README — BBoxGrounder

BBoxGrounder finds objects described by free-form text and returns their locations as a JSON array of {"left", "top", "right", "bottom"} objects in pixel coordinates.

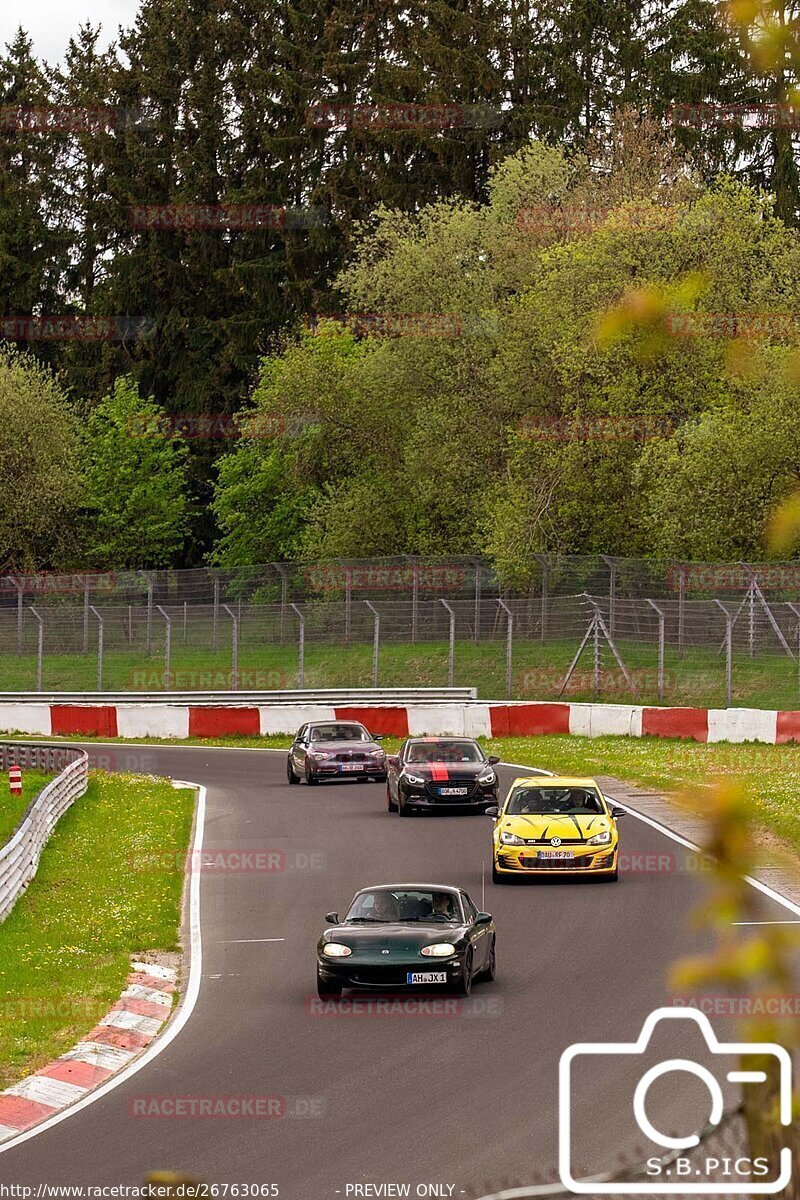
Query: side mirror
[
  {"left": 611, "top": 806, "right": 626, "bottom": 818},
  {"left": 487, "top": 755, "right": 500, "bottom": 765},
  {"left": 325, "top": 911, "right": 339, "bottom": 924},
  {"left": 475, "top": 912, "right": 492, "bottom": 925},
  {"left": 372, "top": 733, "right": 385, "bottom": 741},
  {"left": 386, "top": 754, "right": 400, "bottom": 767},
  {"left": 485, "top": 805, "right": 499, "bottom": 818}
]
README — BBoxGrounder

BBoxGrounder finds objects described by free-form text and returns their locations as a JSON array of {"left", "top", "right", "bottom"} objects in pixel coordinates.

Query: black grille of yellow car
[{"left": 519, "top": 855, "right": 597, "bottom": 869}]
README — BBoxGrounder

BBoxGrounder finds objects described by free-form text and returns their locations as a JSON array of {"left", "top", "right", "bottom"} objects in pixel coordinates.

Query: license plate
[
  {"left": 407, "top": 971, "right": 447, "bottom": 985},
  {"left": 439, "top": 787, "right": 468, "bottom": 796},
  {"left": 340, "top": 763, "right": 362, "bottom": 771},
  {"left": 539, "top": 850, "right": 574, "bottom": 860}
]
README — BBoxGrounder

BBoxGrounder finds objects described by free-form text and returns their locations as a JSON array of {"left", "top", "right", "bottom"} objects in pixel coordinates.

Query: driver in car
[
  {"left": 430, "top": 893, "right": 457, "bottom": 921},
  {"left": 372, "top": 892, "right": 400, "bottom": 921}
]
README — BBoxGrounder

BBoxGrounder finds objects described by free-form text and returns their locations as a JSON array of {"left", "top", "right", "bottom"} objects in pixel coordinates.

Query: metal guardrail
[
  {"left": 0, "top": 688, "right": 478, "bottom": 705},
  {"left": 0, "top": 742, "right": 88, "bottom": 923}
]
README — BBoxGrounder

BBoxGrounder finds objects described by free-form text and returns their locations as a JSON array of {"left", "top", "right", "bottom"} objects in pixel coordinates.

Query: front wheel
[
  {"left": 454, "top": 951, "right": 473, "bottom": 997},
  {"left": 387, "top": 786, "right": 397, "bottom": 813},
  {"left": 287, "top": 757, "right": 299, "bottom": 785},
  {"left": 305, "top": 766, "right": 319, "bottom": 786},
  {"left": 492, "top": 862, "right": 508, "bottom": 884},
  {"left": 316, "top": 973, "right": 342, "bottom": 999},
  {"left": 399, "top": 795, "right": 412, "bottom": 817},
  {"left": 479, "top": 938, "right": 496, "bottom": 982}
]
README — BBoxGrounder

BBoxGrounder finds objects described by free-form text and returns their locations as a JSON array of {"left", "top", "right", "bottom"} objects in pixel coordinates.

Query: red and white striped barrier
[{"left": 0, "top": 699, "right": 796, "bottom": 744}]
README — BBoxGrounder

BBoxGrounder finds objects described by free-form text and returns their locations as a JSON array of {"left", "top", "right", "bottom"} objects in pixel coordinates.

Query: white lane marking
[
  {"left": 732, "top": 920, "right": 800, "bottom": 925},
  {"left": 498, "top": 759, "right": 800, "bottom": 921},
  {"left": 0, "top": 779, "right": 206, "bottom": 1156}
]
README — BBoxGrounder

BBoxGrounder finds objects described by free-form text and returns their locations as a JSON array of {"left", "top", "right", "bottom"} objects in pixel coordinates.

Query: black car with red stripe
[{"left": 386, "top": 737, "right": 500, "bottom": 816}]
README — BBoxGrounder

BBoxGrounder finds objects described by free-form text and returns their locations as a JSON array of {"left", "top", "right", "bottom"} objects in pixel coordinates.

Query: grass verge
[
  {"left": 0, "top": 771, "right": 54, "bottom": 846},
  {"left": 0, "top": 772, "right": 195, "bottom": 1089}
]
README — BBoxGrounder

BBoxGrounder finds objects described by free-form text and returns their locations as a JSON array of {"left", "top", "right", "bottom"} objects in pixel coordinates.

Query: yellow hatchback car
[{"left": 488, "top": 776, "right": 624, "bottom": 883}]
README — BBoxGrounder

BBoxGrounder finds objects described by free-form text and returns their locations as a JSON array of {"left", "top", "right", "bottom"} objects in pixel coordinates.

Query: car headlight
[
  {"left": 587, "top": 830, "right": 612, "bottom": 846},
  {"left": 421, "top": 943, "right": 456, "bottom": 957},
  {"left": 370, "top": 749, "right": 386, "bottom": 758},
  {"left": 322, "top": 943, "right": 352, "bottom": 957},
  {"left": 313, "top": 750, "right": 334, "bottom": 760},
  {"left": 478, "top": 768, "right": 496, "bottom": 785},
  {"left": 404, "top": 772, "right": 425, "bottom": 785},
  {"left": 500, "top": 830, "right": 525, "bottom": 846}
]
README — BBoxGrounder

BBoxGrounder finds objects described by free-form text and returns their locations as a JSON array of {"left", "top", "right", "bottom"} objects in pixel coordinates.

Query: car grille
[
  {"left": 518, "top": 855, "right": 597, "bottom": 870},
  {"left": 423, "top": 778, "right": 478, "bottom": 800},
  {"left": 334, "top": 752, "right": 368, "bottom": 762}
]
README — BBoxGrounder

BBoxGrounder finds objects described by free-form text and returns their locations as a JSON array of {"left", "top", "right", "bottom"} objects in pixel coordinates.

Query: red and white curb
[
  {"left": 0, "top": 961, "right": 178, "bottom": 1141},
  {"left": 2, "top": 699, "right": 799, "bottom": 745}
]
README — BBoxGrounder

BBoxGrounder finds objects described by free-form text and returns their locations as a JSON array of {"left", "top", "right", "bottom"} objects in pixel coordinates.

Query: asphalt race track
[{"left": 0, "top": 746, "right": 793, "bottom": 1197}]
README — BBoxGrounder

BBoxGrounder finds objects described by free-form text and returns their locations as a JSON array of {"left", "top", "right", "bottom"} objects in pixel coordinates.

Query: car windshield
[
  {"left": 506, "top": 786, "right": 605, "bottom": 816},
  {"left": 405, "top": 741, "right": 483, "bottom": 764},
  {"left": 345, "top": 890, "right": 462, "bottom": 923},
  {"left": 309, "top": 724, "right": 370, "bottom": 743}
]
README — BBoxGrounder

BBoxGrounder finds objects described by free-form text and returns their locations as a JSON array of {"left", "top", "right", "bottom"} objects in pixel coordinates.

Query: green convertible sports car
[{"left": 316, "top": 882, "right": 496, "bottom": 998}]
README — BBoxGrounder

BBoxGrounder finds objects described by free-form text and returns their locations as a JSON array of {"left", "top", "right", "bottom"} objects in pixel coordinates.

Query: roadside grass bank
[
  {"left": 0, "top": 771, "right": 54, "bottom": 846},
  {"left": 2, "top": 636, "right": 799, "bottom": 709},
  {"left": 0, "top": 772, "right": 195, "bottom": 1090}
]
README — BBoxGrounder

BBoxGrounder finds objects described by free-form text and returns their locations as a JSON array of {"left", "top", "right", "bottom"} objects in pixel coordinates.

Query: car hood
[
  {"left": 498, "top": 813, "right": 613, "bottom": 841},
  {"left": 319, "top": 922, "right": 467, "bottom": 954},
  {"left": 402, "top": 761, "right": 487, "bottom": 779},
  {"left": 310, "top": 740, "right": 383, "bottom": 753}
]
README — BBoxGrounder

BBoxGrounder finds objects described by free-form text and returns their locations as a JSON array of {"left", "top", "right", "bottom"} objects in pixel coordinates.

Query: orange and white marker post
[{"left": 9, "top": 765, "right": 22, "bottom": 796}]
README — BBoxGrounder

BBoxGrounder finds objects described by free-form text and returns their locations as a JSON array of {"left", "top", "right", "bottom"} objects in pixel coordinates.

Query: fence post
[
  {"left": 277, "top": 565, "right": 288, "bottom": 645},
  {"left": 496, "top": 599, "right": 514, "bottom": 699},
  {"left": 537, "top": 555, "right": 549, "bottom": 644},
  {"left": 291, "top": 603, "right": 305, "bottom": 689},
  {"left": 646, "top": 598, "right": 666, "bottom": 701},
  {"left": 223, "top": 604, "right": 238, "bottom": 690},
  {"left": 83, "top": 577, "right": 90, "bottom": 653},
  {"left": 345, "top": 568, "right": 352, "bottom": 645},
  {"left": 411, "top": 561, "right": 419, "bottom": 644},
  {"left": 365, "top": 601, "right": 380, "bottom": 687},
  {"left": 17, "top": 583, "right": 23, "bottom": 656},
  {"left": 90, "top": 606, "right": 104, "bottom": 691},
  {"left": 212, "top": 577, "right": 220, "bottom": 653},
  {"left": 787, "top": 603, "right": 800, "bottom": 699},
  {"left": 29, "top": 607, "right": 43, "bottom": 691},
  {"left": 714, "top": 599, "right": 732, "bottom": 708},
  {"left": 602, "top": 554, "right": 616, "bottom": 636},
  {"left": 157, "top": 606, "right": 172, "bottom": 688},
  {"left": 183, "top": 601, "right": 187, "bottom": 645},
  {"left": 145, "top": 575, "right": 154, "bottom": 655},
  {"left": 473, "top": 561, "right": 481, "bottom": 643},
  {"left": 439, "top": 599, "right": 456, "bottom": 688},
  {"left": 678, "top": 565, "right": 686, "bottom": 655}
]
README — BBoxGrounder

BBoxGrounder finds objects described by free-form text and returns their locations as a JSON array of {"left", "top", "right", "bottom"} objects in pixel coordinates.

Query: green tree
[
  {"left": 81, "top": 375, "right": 189, "bottom": 567},
  {"left": 0, "top": 346, "right": 82, "bottom": 568}
]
